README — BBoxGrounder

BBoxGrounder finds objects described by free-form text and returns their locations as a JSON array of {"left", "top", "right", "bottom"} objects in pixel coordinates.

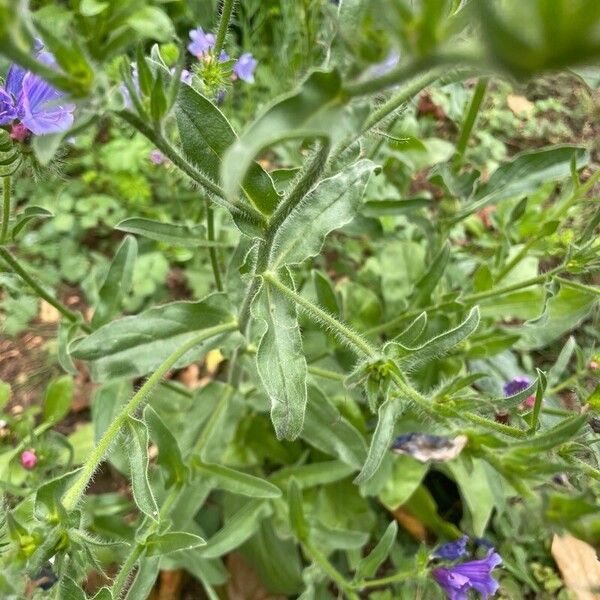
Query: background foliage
[{"left": 0, "top": 0, "right": 599, "bottom": 598}]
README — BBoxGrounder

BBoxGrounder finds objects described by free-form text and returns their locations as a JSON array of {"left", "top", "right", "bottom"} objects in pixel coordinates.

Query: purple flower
[
  {"left": 180, "top": 69, "right": 193, "bottom": 85},
  {"left": 433, "top": 536, "right": 469, "bottom": 560},
  {"left": 233, "top": 52, "right": 257, "bottom": 83},
  {"left": 149, "top": 149, "right": 165, "bottom": 165},
  {"left": 188, "top": 27, "right": 215, "bottom": 57},
  {"left": 503, "top": 376, "right": 530, "bottom": 397},
  {"left": 432, "top": 549, "right": 502, "bottom": 600},
  {"left": 0, "top": 48, "right": 74, "bottom": 136},
  {"left": 219, "top": 50, "right": 230, "bottom": 62}
]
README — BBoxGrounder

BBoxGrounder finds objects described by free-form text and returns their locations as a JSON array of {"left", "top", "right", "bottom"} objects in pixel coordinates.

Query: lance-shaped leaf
[
  {"left": 302, "top": 385, "right": 367, "bottom": 469},
  {"left": 116, "top": 218, "right": 221, "bottom": 248},
  {"left": 176, "top": 83, "right": 279, "bottom": 215},
  {"left": 270, "top": 460, "right": 355, "bottom": 489},
  {"left": 251, "top": 270, "right": 308, "bottom": 440},
  {"left": 456, "top": 145, "right": 587, "bottom": 221},
  {"left": 354, "top": 521, "right": 397, "bottom": 580},
  {"left": 70, "top": 294, "right": 237, "bottom": 381},
  {"left": 355, "top": 397, "right": 397, "bottom": 485},
  {"left": 221, "top": 70, "right": 358, "bottom": 202},
  {"left": 386, "top": 307, "right": 480, "bottom": 370},
  {"left": 11, "top": 206, "right": 53, "bottom": 240},
  {"left": 125, "top": 556, "right": 160, "bottom": 600},
  {"left": 92, "top": 235, "right": 137, "bottom": 329},
  {"left": 270, "top": 159, "right": 375, "bottom": 268},
  {"left": 193, "top": 460, "right": 282, "bottom": 498},
  {"left": 288, "top": 478, "right": 309, "bottom": 542},
  {"left": 144, "top": 531, "right": 206, "bottom": 556},
  {"left": 144, "top": 405, "right": 188, "bottom": 488},
  {"left": 200, "top": 500, "right": 272, "bottom": 558},
  {"left": 127, "top": 416, "right": 159, "bottom": 522},
  {"left": 412, "top": 242, "right": 450, "bottom": 306}
]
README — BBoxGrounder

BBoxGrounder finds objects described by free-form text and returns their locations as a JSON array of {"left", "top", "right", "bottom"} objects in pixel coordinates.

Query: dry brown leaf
[
  {"left": 507, "top": 94, "right": 534, "bottom": 118},
  {"left": 551, "top": 534, "right": 600, "bottom": 600},
  {"left": 391, "top": 506, "right": 428, "bottom": 542}
]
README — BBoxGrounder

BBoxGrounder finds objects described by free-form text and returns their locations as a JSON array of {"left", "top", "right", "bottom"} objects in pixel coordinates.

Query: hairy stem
[
  {"left": 262, "top": 272, "right": 377, "bottom": 357},
  {"left": 1, "top": 175, "right": 10, "bottom": 243},
  {"left": 453, "top": 77, "right": 488, "bottom": 167},
  {"left": 0, "top": 246, "right": 92, "bottom": 333},
  {"left": 117, "top": 111, "right": 266, "bottom": 229},
  {"left": 303, "top": 541, "right": 360, "bottom": 600},
  {"left": 61, "top": 321, "right": 237, "bottom": 511},
  {"left": 214, "top": 0, "right": 236, "bottom": 55}
]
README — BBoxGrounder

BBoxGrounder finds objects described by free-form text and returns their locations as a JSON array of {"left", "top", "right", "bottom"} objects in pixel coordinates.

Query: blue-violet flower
[
  {"left": 233, "top": 52, "right": 257, "bottom": 83},
  {"left": 433, "top": 536, "right": 469, "bottom": 560},
  {"left": 0, "top": 50, "right": 74, "bottom": 136},
  {"left": 432, "top": 549, "right": 502, "bottom": 600}
]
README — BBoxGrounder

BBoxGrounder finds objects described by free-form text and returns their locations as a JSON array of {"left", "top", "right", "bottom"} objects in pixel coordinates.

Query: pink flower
[{"left": 20, "top": 449, "right": 37, "bottom": 469}]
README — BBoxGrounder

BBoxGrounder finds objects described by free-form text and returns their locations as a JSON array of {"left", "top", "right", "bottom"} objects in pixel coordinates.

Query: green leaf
[
  {"left": 58, "top": 320, "right": 79, "bottom": 376},
  {"left": 354, "top": 397, "right": 397, "bottom": 485},
  {"left": 11, "top": 205, "right": 53, "bottom": 240},
  {"left": 70, "top": 294, "right": 236, "bottom": 381},
  {"left": 312, "top": 270, "right": 340, "bottom": 317},
  {"left": 270, "top": 160, "right": 374, "bottom": 268},
  {"left": 302, "top": 385, "right": 367, "bottom": 469},
  {"left": 354, "top": 521, "right": 397, "bottom": 580},
  {"left": 145, "top": 531, "right": 206, "bottom": 556},
  {"left": 124, "top": 556, "right": 160, "bottom": 600},
  {"left": 126, "top": 416, "right": 159, "bottom": 522},
  {"left": 79, "top": 0, "right": 109, "bottom": 17},
  {"left": 176, "top": 83, "right": 279, "bottom": 215},
  {"left": 412, "top": 242, "right": 450, "bottom": 305},
  {"left": 193, "top": 460, "right": 282, "bottom": 498},
  {"left": 388, "top": 307, "right": 480, "bottom": 369},
  {"left": 221, "top": 69, "right": 355, "bottom": 202},
  {"left": 512, "top": 415, "right": 588, "bottom": 452},
  {"left": 377, "top": 454, "right": 428, "bottom": 510},
  {"left": 127, "top": 6, "right": 174, "bottom": 42},
  {"left": 144, "top": 405, "right": 188, "bottom": 488},
  {"left": 393, "top": 312, "right": 427, "bottom": 346},
  {"left": 251, "top": 270, "right": 308, "bottom": 440},
  {"left": 270, "top": 461, "right": 355, "bottom": 489},
  {"left": 59, "top": 576, "right": 87, "bottom": 600},
  {"left": 115, "top": 218, "right": 217, "bottom": 247},
  {"left": 362, "top": 197, "right": 431, "bottom": 217},
  {"left": 458, "top": 146, "right": 588, "bottom": 220},
  {"left": 288, "top": 478, "right": 309, "bottom": 541},
  {"left": 200, "top": 500, "right": 272, "bottom": 558},
  {"left": 92, "top": 235, "right": 137, "bottom": 329},
  {"left": 43, "top": 375, "right": 74, "bottom": 424}
]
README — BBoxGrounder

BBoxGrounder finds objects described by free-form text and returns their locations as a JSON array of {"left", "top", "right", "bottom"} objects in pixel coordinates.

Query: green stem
[
  {"left": 307, "top": 365, "right": 346, "bottom": 382},
  {"left": 495, "top": 235, "right": 540, "bottom": 283},
  {"left": 304, "top": 541, "right": 360, "bottom": 600},
  {"left": 117, "top": 111, "right": 266, "bottom": 230},
  {"left": 479, "top": 448, "right": 536, "bottom": 500},
  {"left": 459, "top": 410, "right": 526, "bottom": 438},
  {"left": 453, "top": 78, "right": 488, "bottom": 167},
  {"left": 547, "top": 370, "right": 586, "bottom": 395},
  {"left": 1, "top": 175, "right": 10, "bottom": 243},
  {"left": 368, "top": 267, "right": 562, "bottom": 336},
  {"left": 111, "top": 545, "right": 144, "bottom": 599},
  {"left": 214, "top": 0, "right": 236, "bottom": 55},
  {"left": 0, "top": 246, "right": 92, "bottom": 333},
  {"left": 205, "top": 199, "right": 223, "bottom": 291},
  {"left": 61, "top": 321, "right": 237, "bottom": 511},
  {"left": 262, "top": 272, "right": 377, "bottom": 358},
  {"left": 555, "top": 276, "right": 600, "bottom": 296},
  {"left": 238, "top": 142, "right": 332, "bottom": 333},
  {"left": 390, "top": 371, "right": 438, "bottom": 419},
  {"left": 357, "top": 569, "right": 415, "bottom": 589}
]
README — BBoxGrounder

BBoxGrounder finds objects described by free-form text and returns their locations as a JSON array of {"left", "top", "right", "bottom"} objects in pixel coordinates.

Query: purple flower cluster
[
  {"left": 431, "top": 537, "right": 502, "bottom": 599},
  {"left": 0, "top": 47, "right": 74, "bottom": 138},
  {"left": 187, "top": 26, "right": 257, "bottom": 83}
]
